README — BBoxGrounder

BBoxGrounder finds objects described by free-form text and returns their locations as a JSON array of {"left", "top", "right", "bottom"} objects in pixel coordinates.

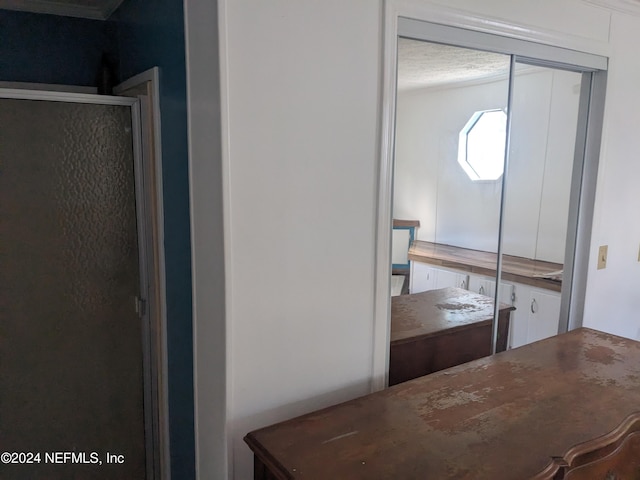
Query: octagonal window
[{"left": 457, "top": 109, "right": 507, "bottom": 181}]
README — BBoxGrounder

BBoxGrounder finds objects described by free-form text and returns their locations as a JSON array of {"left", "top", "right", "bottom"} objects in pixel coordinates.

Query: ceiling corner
[
  {"left": 0, "top": 0, "right": 126, "bottom": 20},
  {"left": 582, "top": 0, "right": 640, "bottom": 16},
  {"left": 101, "top": 0, "right": 124, "bottom": 19}
]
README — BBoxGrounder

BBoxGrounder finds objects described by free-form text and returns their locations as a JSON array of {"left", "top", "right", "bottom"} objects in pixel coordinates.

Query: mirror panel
[
  {"left": 394, "top": 39, "right": 510, "bottom": 255},
  {"left": 386, "top": 20, "right": 606, "bottom": 388},
  {"left": 497, "top": 62, "right": 583, "bottom": 349},
  {"left": 389, "top": 38, "right": 511, "bottom": 385}
]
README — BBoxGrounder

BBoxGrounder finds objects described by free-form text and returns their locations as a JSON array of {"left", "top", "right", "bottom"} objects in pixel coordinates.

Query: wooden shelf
[{"left": 408, "top": 240, "right": 563, "bottom": 292}]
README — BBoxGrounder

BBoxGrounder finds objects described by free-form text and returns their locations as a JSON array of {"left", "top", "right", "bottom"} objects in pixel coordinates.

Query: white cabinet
[
  {"left": 435, "top": 269, "right": 469, "bottom": 290},
  {"left": 526, "top": 288, "right": 562, "bottom": 343},
  {"left": 410, "top": 262, "right": 468, "bottom": 294},
  {"left": 467, "top": 274, "right": 560, "bottom": 349},
  {"left": 410, "top": 262, "right": 437, "bottom": 293},
  {"left": 468, "top": 273, "right": 520, "bottom": 345},
  {"left": 468, "top": 275, "right": 493, "bottom": 297},
  {"left": 410, "top": 262, "right": 561, "bottom": 350},
  {"left": 510, "top": 284, "right": 561, "bottom": 348},
  {"left": 508, "top": 289, "right": 529, "bottom": 349},
  {"left": 468, "top": 275, "right": 515, "bottom": 304}
]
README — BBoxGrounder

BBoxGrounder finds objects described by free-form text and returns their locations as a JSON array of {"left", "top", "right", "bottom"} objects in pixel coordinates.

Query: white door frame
[
  {"left": 373, "top": 0, "right": 610, "bottom": 391},
  {"left": 114, "top": 68, "right": 170, "bottom": 480},
  {"left": 184, "top": 0, "right": 229, "bottom": 478}
]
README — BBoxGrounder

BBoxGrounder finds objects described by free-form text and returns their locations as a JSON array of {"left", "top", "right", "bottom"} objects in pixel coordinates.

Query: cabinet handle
[
  {"left": 479, "top": 286, "right": 485, "bottom": 295},
  {"left": 531, "top": 299, "right": 538, "bottom": 314}
]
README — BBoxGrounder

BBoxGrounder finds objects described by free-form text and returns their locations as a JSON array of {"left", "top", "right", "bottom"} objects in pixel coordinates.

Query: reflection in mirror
[
  {"left": 497, "top": 62, "right": 582, "bottom": 349},
  {"left": 388, "top": 38, "right": 512, "bottom": 386}
]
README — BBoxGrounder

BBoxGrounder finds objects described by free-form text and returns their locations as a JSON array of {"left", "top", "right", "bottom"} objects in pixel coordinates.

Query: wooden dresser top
[
  {"left": 408, "top": 240, "right": 563, "bottom": 291},
  {"left": 391, "top": 287, "right": 514, "bottom": 344},
  {"left": 245, "top": 328, "right": 640, "bottom": 480}
]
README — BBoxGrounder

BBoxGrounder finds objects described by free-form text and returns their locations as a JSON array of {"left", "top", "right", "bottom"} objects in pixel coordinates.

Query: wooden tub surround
[
  {"left": 245, "top": 328, "right": 640, "bottom": 479},
  {"left": 389, "top": 287, "right": 514, "bottom": 385}
]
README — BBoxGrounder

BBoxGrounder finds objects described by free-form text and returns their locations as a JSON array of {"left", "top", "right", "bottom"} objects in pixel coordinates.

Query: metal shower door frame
[{"left": 0, "top": 87, "right": 158, "bottom": 480}]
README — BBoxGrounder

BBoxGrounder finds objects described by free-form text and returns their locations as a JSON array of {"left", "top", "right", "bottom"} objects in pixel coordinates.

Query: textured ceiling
[{"left": 397, "top": 38, "right": 512, "bottom": 91}]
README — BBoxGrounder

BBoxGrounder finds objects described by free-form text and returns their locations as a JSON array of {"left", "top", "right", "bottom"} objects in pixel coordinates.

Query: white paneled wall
[
  {"left": 583, "top": 12, "right": 640, "bottom": 340},
  {"left": 221, "top": 1, "right": 380, "bottom": 478},
  {"left": 394, "top": 68, "right": 580, "bottom": 263},
  {"left": 187, "top": 0, "right": 640, "bottom": 478}
]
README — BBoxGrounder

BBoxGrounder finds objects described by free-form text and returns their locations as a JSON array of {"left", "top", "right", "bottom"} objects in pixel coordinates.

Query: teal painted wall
[
  {"left": 0, "top": 10, "right": 115, "bottom": 84},
  {"left": 112, "top": 1, "right": 195, "bottom": 477},
  {"left": 0, "top": 5, "right": 195, "bottom": 478}
]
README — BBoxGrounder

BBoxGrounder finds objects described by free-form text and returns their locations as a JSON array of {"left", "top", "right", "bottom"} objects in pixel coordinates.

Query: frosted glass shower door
[{"left": 0, "top": 97, "right": 146, "bottom": 479}]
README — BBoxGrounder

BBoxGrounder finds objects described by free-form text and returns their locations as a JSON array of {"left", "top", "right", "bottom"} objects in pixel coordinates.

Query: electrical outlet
[{"left": 597, "top": 245, "right": 608, "bottom": 270}]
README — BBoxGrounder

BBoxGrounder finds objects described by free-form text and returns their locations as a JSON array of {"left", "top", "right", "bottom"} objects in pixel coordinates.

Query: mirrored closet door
[
  {"left": 386, "top": 20, "right": 606, "bottom": 385},
  {"left": 496, "top": 62, "right": 584, "bottom": 349}
]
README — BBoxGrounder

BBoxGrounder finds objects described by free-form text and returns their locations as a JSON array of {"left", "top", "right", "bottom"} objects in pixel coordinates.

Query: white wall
[
  {"left": 188, "top": 1, "right": 640, "bottom": 478},
  {"left": 221, "top": 1, "right": 381, "bottom": 478},
  {"left": 185, "top": 0, "right": 227, "bottom": 478},
  {"left": 425, "top": 0, "right": 610, "bottom": 47},
  {"left": 583, "top": 11, "right": 640, "bottom": 340},
  {"left": 533, "top": 70, "right": 583, "bottom": 262},
  {"left": 394, "top": 78, "right": 507, "bottom": 251},
  {"left": 394, "top": 68, "right": 580, "bottom": 263}
]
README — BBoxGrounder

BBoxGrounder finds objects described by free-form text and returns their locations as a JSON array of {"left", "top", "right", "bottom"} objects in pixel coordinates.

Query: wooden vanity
[
  {"left": 245, "top": 328, "right": 640, "bottom": 480},
  {"left": 389, "top": 286, "right": 513, "bottom": 385}
]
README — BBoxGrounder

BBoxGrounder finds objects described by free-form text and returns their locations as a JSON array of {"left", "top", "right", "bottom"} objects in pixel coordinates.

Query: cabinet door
[
  {"left": 497, "top": 282, "right": 515, "bottom": 305},
  {"left": 410, "top": 262, "right": 437, "bottom": 293},
  {"left": 527, "top": 289, "right": 561, "bottom": 343},
  {"left": 435, "top": 269, "right": 469, "bottom": 290},
  {"left": 469, "top": 275, "right": 493, "bottom": 296},
  {"left": 468, "top": 276, "right": 519, "bottom": 348},
  {"left": 410, "top": 263, "right": 469, "bottom": 293},
  {"left": 509, "top": 283, "right": 531, "bottom": 349},
  {"left": 469, "top": 275, "right": 514, "bottom": 303}
]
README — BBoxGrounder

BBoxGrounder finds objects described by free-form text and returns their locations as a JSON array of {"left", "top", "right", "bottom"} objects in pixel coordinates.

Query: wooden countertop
[
  {"left": 408, "top": 240, "right": 563, "bottom": 292},
  {"left": 391, "top": 287, "right": 515, "bottom": 344},
  {"left": 245, "top": 328, "right": 640, "bottom": 479}
]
